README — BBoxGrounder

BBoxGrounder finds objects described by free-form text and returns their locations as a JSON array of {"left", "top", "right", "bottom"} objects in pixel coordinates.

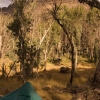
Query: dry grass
[
  {"left": 29, "top": 79, "right": 72, "bottom": 100},
  {"left": 0, "top": 56, "right": 96, "bottom": 100}
]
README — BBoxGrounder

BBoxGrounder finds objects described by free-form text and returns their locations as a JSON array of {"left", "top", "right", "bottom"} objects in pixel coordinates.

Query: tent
[{"left": 0, "top": 82, "right": 42, "bottom": 100}]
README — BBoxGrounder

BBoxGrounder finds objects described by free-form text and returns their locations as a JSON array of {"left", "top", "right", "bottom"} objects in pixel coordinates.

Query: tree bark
[
  {"left": 49, "top": 2, "right": 77, "bottom": 85},
  {"left": 93, "top": 50, "right": 100, "bottom": 86},
  {"left": 44, "top": 49, "right": 47, "bottom": 71},
  {"left": 70, "top": 40, "right": 75, "bottom": 85},
  {"left": 75, "top": 47, "right": 78, "bottom": 70}
]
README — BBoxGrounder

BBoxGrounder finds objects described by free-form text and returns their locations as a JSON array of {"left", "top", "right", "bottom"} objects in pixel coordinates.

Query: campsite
[{"left": 0, "top": 0, "right": 100, "bottom": 100}]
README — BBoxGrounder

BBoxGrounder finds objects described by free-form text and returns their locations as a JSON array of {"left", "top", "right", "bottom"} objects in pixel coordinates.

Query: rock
[
  {"left": 60, "top": 67, "right": 70, "bottom": 74},
  {"left": 94, "top": 88, "right": 100, "bottom": 95}
]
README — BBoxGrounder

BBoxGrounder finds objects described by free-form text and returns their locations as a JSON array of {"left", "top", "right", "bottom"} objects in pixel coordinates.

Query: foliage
[
  {"left": 7, "top": 0, "right": 37, "bottom": 79},
  {"left": 78, "top": 0, "right": 100, "bottom": 9},
  {"left": 1, "top": 0, "right": 100, "bottom": 87},
  {"left": 83, "top": 7, "right": 100, "bottom": 61}
]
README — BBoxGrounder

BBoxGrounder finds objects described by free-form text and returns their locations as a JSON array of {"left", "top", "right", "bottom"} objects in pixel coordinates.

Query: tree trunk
[
  {"left": 93, "top": 50, "right": 100, "bottom": 86},
  {"left": 1, "top": 63, "right": 6, "bottom": 78},
  {"left": 75, "top": 47, "right": 78, "bottom": 70},
  {"left": 44, "top": 49, "right": 47, "bottom": 71},
  {"left": 70, "top": 42, "right": 75, "bottom": 85},
  {"left": 20, "top": 36, "right": 26, "bottom": 83}
]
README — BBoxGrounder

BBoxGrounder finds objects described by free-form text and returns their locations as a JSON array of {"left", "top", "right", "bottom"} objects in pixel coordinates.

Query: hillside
[
  {"left": 1, "top": 0, "right": 100, "bottom": 14},
  {"left": 0, "top": 0, "right": 100, "bottom": 15},
  {"left": 0, "top": 4, "right": 14, "bottom": 14}
]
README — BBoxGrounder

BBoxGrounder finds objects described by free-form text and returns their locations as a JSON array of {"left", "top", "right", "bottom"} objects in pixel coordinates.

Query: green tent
[{"left": 0, "top": 82, "right": 42, "bottom": 100}]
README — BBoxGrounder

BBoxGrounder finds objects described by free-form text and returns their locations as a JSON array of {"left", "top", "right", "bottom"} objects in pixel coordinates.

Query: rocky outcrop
[{"left": 0, "top": 4, "right": 14, "bottom": 14}]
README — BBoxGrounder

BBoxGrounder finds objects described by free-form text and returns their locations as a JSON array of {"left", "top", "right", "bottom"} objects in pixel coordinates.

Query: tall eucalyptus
[
  {"left": 47, "top": 0, "right": 85, "bottom": 85},
  {"left": 8, "top": 0, "right": 31, "bottom": 82}
]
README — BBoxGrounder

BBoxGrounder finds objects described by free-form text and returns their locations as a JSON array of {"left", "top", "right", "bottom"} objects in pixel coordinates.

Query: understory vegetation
[{"left": 0, "top": 56, "right": 95, "bottom": 100}]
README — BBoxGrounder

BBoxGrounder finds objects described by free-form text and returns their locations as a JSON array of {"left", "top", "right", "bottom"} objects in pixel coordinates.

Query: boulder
[{"left": 60, "top": 67, "right": 70, "bottom": 74}]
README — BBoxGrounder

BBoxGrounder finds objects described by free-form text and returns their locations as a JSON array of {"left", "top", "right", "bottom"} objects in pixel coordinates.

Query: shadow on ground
[{"left": 38, "top": 66, "right": 96, "bottom": 86}]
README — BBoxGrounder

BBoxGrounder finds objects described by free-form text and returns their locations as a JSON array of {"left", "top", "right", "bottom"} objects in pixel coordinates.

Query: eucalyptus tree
[
  {"left": 83, "top": 7, "right": 100, "bottom": 62},
  {"left": 41, "top": 21, "right": 62, "bottom": 69},
  {"left": 85, "top": 7, "right": 100, "bottom": 86},
  {"left": 35, "top": 10, "right": 54, "bottom": 71},
  {"left": 0, "top": 11, "right": 16, "bottom": 78},
  {"left": 78, "top": 1, "right": 100, "bottom": 86},
  {"left": 48, "top": 22, "right": 63, "bottom": 63},
  {"left": 45, "top": 0, "right": 85, "bottom": 85},
  {"left": 88, "top": 8, "right": 100, "bottom": 61},
  {"left": 7, "top": 0, "right": 33, "bottom": 82}
]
